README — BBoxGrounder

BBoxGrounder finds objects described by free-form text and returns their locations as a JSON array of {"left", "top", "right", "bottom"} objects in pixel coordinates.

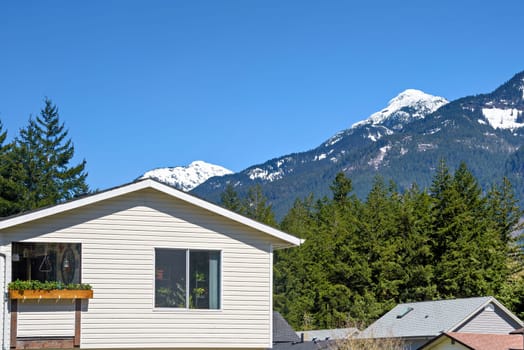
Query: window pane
[
  {"left": 189, "top": 251, "right": 220, "bottom": 309},
  {"left": 12, "top": 242, "right": 81, "bottom": 284},
  {"left": 155, "top": 249, "right": 186, "bottom": 308}
]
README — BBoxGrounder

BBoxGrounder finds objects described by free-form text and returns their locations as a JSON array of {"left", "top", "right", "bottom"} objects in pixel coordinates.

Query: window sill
[
  {"left": 153, "top": 307, "right": 222, "bottom": 312},
  {"left": 9, "top": 289, "right": 93, "bottom": 300}
]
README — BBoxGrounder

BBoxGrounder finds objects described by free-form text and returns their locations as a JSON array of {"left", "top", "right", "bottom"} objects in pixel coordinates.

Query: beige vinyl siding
[
  {"left": 3, "top": 189, "right": 274, "bottom": 349},
  {"left": 17, "top": 300, "right": 76, "bottom": 337}
]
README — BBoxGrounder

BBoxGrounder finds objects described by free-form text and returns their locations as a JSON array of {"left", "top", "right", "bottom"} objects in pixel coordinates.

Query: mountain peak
[
  {"left": 140, "top": 160, "right": 233, "bottom": 191},
  {"left": 353, "top": 89, "right": 448, "bottom": 128}
]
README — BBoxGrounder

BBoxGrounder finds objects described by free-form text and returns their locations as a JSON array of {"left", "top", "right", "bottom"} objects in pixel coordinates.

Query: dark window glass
[
  {"left": 155, "top": 249, "right": 220, "bottom": 309},
  {"left": 12, "top": 242, "right": 81, "bottom": 284},
  {"left": 155, "top": 249, "right": 186, "bottom": 308}
]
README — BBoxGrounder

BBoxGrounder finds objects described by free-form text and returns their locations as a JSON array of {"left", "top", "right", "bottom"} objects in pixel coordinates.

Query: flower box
[{"left": 9, "top": 289, "right": 93, "bottom": 300}]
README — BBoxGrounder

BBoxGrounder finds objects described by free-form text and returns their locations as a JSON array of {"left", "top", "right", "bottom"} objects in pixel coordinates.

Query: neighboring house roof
[
  {"left": 274, "top": 312, "right": 301, "bottom": 343},
  {"left": 360, "top": 296, "right": 523, "bottom": 339},
  {"left": 272, "top": 312, "right": 334, "bottom": 350},
  {"left": 297, "top": 328, "right": 359, "bottom": 341},
  {"left": 0, "top": 178, "right": 302, "bottom": 249},
  {"left": 420, "top": 332, "right": 524, "bottom": 350},
  {"left": 272, "top": 340, "right": 333, "bottom": 350}
]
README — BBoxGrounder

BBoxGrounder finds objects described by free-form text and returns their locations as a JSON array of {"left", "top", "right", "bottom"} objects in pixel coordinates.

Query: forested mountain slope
[{"left": 192, "top": 71, "right": 524, "bottom": 219}]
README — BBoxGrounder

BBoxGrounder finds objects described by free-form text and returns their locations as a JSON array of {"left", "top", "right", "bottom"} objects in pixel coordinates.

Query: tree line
[
  {"left": 0, "top": 99, "right": 89, "bottom": 216},
  {"left": 222, "top": 162, "right": 524, "bottom": 330}
]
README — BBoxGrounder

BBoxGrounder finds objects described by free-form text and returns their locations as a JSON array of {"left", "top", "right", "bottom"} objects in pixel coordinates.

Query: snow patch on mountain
[
  {"left": 368, "top": 145, "right": 391, "bottom": 169},
  {"left": 314, "top": 153, "right": 327, "bottom": 161},
  {"left": 482, "top": 108, "right": 524, "bottom": 130},
  {"left": 352, "top": 89, "right": 448, "bottom": 129},
  {"left": 417, "top": 143, "right": 437, "bottom": 152},
  {"left": 248, "top": 166, "right": 286, "bottom": 182},
  {"left": 365, "top": 127, "right": 394, "bottom": 141},
  {"left": 424, "top": 127, "right": 441, "bottom": 135},
  {"left": 141, "top": 160, "right": 233, "bottom": 191},
  {"left": 325, "top": 132, "right": 344, "bottom": 147}
]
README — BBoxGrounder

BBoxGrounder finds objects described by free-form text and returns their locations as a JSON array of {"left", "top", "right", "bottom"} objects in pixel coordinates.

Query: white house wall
[
  {"left": 0, "top": 189, "right": 274, "bottom": 349},
  {"left": 17, "top": 300, "right": 76, "bottom": 337}
]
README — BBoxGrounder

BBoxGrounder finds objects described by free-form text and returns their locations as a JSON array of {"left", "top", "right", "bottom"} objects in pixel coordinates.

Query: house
[
  {"left": 296, "top": 328, "right": 359, "bottom": 341},
  {"left": 419, "top": 332, "right": 523, "bottom": 350},
  {"left": 359, "top": 296, "right": 523, "bottom": 350},
  {"left": 0, "top": 179, "right": 302, "bottom": 349},
  {"left": 272, "top": 312, "right": 333, "bottom": 350}
]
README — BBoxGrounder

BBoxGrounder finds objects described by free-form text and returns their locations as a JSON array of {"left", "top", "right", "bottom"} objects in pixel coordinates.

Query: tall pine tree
[{"left": 12, "top": 99, "right": 89, "bottom": 211}]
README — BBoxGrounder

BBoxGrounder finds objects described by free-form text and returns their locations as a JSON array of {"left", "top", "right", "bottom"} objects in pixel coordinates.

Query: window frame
[
  {"left": 154, "top": 248, "right": 222, "bottom": 311},
  {"left": 11, "top": 242, "right": 83, "bottom": 285}
]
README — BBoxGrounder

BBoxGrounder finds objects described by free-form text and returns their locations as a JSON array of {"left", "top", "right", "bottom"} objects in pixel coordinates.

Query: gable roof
[
  {"left": 272, "top": 311, "right": 334, "bottom": 350},
  {"left": 360, "top": 297, "right": 523, "bottom": 339},
  {"left": 0, "top": 179, "right": 302, "bottom": 249},
  {"left": 420, "top": 332, "right": 524, "bottom": 350},
  {"left": 274, "top": 311, "right": 301, "bottom": 343}
]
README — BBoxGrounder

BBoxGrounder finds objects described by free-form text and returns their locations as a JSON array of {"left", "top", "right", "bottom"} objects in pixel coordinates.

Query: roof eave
[{"left": 0, "top": 179, "right": 302, "bottom": 248}]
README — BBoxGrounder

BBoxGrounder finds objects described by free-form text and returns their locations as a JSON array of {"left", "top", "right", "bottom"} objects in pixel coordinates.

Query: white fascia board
[
  {"left": 0, "top": 179, "right": 302, "bottom": 248},
  {"left": 0, "top": 181, "right": 150, "bottom": 230},
  {"left": 491, "top": 298, "right": 524, "bottom": 326}
]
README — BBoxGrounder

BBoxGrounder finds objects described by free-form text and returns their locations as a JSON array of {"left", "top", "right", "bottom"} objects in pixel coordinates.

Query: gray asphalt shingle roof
[
  {"left": 297, "top": 328, "right": 359, "bottom": 341},
  {"left": 360, "top": 296, "right": 495, "bottom": 339},
  {"left": 273, "top": 311, "right": 301, "bottom": 343}
]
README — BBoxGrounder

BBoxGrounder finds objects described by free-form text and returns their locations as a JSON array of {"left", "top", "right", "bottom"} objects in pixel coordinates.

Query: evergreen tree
[
  {"left": 12, "top": 99, "right": 89, "bottom": 211},
  {"left": 279, "top": 195, "right": 315, "bottom": 238},
  {"left": 360, "top": 176, "right": 402, "bottom": 313},
  {"left": 274, "top": 196, "right": 318, "bottom": 328},
  {"left": 220, "top": 184, "right": 242, "bottom": 213},
  {"left": 429, "top": 158, "right": 455, "bottom": 262},
  {"left": 0, "top": 122, "right": 23, "bottom": 216},
  {"left": 242, "top": 184, "right": 277, "bottom": 226},
  {"left": 487, "top": 177, "right": 522, "bottom": 246},
  {"left": 397, "top": 185, "right": 436, "bottom": 301},
  {"left": 433, "top": 162, "right": 507, "bottom": 298},
  {"left": 330, "top": 172, "right": 353, "bottom": 204}
]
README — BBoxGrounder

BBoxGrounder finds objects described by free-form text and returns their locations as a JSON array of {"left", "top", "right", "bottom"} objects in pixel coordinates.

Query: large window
[
  {"left": 12, "top": 242, "right": 82, "bottom": 284},
  {"left": 155, "top": 249, "right": 220, "bottom": 309}
]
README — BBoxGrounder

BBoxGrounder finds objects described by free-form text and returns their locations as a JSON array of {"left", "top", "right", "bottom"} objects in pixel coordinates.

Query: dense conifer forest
[{"left": 222, "top": 163, "right": 524, "bottom": 330}]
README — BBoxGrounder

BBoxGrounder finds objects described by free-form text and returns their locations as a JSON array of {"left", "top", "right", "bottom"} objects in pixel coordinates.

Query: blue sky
[{"left": 1, "top": 1, "right": 523, "bottom": 190}]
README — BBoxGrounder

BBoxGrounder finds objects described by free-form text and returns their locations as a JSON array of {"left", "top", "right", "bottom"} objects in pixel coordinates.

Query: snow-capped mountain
[
  {"left": 353, "top": 89, "right": 448, "bottom": 129},
  {"left": 192, "top": 70, "right": 524, "bottom": 219},
  {"left": 141, "top": 161, "right": 233, "bottom": 192},
  {"left": 325, "top": 89, "right": 448, "bottom": 145},
  {"left": 193, "top": 87, "right": 453, "bottom": 208}
]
